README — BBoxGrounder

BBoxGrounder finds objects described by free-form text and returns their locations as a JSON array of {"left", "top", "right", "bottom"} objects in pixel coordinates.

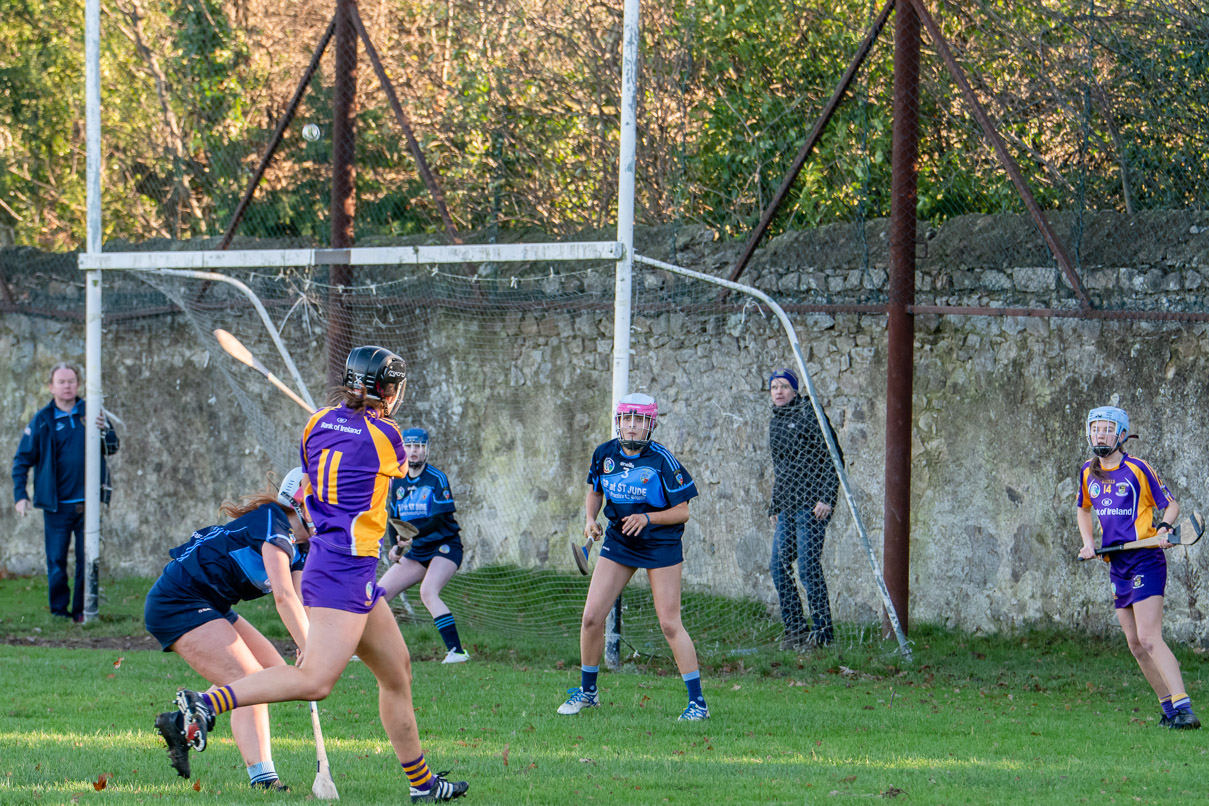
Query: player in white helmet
[
  {"left": 1076, "top": 406, "right": 1198, "bottom": 729},
  {"left": 149, "top": 470, "right": 313, "bottom": 786},
  {"left": 558, "top": 393, "right": 710, "bottom": 721}
]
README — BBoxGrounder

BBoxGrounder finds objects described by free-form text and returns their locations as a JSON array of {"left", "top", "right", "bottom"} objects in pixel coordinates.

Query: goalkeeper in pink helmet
[{"left": 558, "top": 393, "right": 709, "bottom": 721}]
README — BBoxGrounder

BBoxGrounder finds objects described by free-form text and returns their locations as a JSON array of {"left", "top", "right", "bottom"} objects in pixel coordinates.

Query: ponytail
[
  {"left": 220, "top": 471, "right": 284, "bottom": 519},
  {"left": 329, "top": 386, "right": 386, "bottom": 414}
]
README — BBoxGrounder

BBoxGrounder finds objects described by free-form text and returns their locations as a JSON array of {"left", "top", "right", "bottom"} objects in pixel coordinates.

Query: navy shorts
[
  {"left": 144, "top": 567, "right": 238, "bottom": 652},
  {"left": 597, "top": 531, "right": 683, "bottom": 569},
  {"left": 406, "top": 538, "right": 463, "bottom": 568}
]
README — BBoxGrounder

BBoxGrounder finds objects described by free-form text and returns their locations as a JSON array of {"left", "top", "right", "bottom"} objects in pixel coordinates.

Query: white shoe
[
  {"left": 441, "top": 648, "right": 470, "bottom": 664},
  {"left": 557, "top": 687, "right": 600, "bottom": 715}
]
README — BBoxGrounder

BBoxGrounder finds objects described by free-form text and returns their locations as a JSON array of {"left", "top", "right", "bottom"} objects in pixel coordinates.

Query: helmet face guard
[
  {"left": 615, "top": 393, "right": 658, "bottom": 452},
  {"left": 401, "top": 427, "right": 429, "bottom": 470},
  {"left": 344, "top": 346, "right": 407, "bottom": 416},
  {"left": 278, "top": 467, "right": 313, "bottom": 533},
  {"left": 1087, "top": 406, "right": 1129, "bottom": 458}
]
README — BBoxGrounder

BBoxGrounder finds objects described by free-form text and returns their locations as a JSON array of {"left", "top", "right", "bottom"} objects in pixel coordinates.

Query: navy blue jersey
[
  {"left": 387, "top": 465, "right": 460, "bottom": 548},
  {"left": 167, "top": 503, "right": 308, "bottom": 609},
  {"left": 587, "top": 439, "right": 698, "bottom": 547}
]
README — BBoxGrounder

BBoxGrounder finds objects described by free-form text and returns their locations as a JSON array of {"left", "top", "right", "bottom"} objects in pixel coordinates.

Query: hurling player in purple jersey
[
  {"left": 165, "top": 347, "right": 469, "bottom": 802},
  {"left": 1076, "top": 406, "right": 1199, "bottom": 730},
  {"left": 557, "top": 393, "right": 709, "bottom": 721}
]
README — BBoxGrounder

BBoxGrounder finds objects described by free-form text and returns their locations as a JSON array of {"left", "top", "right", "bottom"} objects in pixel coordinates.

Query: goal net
[{"left": 97, "top": 243, "right": 906, "bottom": 660}]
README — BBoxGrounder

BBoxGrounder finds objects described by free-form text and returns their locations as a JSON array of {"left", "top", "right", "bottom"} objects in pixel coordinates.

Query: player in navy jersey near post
[
  {"left": 379, "top": 427, "right": 469, "bottom": 663},
  {"left": 149, "top": 469, "right": 312, "bottom": 787},
  {"left": 558, "top": 393, "right": 709, "bottom": 721},
  {"left": 159, "top": 346, "right": 469, "bottom": 802},
  {"left": 1076, "top": 406, "right": 1199, "bottom": 730}
]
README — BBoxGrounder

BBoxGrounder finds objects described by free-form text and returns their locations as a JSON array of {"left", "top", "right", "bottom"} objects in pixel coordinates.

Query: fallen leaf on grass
[
  {"left": 842, "top": 776, "right": 856, "bottom": 783},
  {"left": 731, "top": 684, "right": 741, "bottom": 690},
  {"left": 578, "top": 758, "right": 595, "bottom": 765},
  {"left": 193, "top": 779, "right": 202, "bottom": 791},
  {"left": 113, "top": 657, "right": 124, "bottom": 668},
  {"left": 501, "top": 743, "right": 510, "bottom": 766},
  {"left": 881, "top": 786, "right": 906, "bottom": 798},
  {"left": 92, "top": 773, "right": 112, "bottom": 791}
]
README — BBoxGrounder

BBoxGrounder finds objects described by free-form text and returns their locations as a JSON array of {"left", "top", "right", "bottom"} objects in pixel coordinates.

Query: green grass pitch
[{"left": 0, "top": 574, "right": 1206, "bottom": 805}]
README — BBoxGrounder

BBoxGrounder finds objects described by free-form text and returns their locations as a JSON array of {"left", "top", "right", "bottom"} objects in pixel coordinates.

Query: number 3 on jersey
[{"left": 315, "top": 448, "right": 343, "bottom": 504}]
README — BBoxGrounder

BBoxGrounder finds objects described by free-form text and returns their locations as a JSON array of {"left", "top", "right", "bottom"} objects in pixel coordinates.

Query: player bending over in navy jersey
[
  {"left": 150, "top": 469, "right": 313, "bottom": 786},
  {"left": 1076, "top": 406, "right": 1199, "bottom": 730},
  {"left": 558, "top": 393, "right": 708, "bottom": 721},
  {"left": 380, "top": 427, "right": 469, "bottom": 663}
]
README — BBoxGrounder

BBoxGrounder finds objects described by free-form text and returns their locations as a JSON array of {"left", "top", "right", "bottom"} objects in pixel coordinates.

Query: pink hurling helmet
[{"left": 615, "top": 393, "right": 658, "bottom": 451}]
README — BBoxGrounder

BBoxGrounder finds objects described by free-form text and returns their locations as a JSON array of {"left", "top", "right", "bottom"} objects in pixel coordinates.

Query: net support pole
[
  {"left": 724, "top": 0, "right": 894, "bottom": 287},
  {"left": 884, "top": 0, "right": 920, "bottom": 638},
  {"left": 605, "top": 0, "right": 640, "bottom": 672},
  {"left": 328, "top": 0, "right": 358, "bottom": 389},
  {"left": 150, "top": 269, "right": 317, "bottom": 409},
  {"left": 83, "top": 0, "right": 103, "bottom": 622}
]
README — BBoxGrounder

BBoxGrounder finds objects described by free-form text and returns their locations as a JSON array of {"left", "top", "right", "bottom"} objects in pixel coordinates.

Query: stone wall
[{"left": 3, "top": 211, "right": 1209, "bottom": 641}]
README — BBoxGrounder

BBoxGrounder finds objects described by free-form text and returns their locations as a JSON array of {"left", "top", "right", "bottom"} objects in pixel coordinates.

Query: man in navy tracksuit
[{"left": 11, "top": 363, "right": 119, "bottom": 621}]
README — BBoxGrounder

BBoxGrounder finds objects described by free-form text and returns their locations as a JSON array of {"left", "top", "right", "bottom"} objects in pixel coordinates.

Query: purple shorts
[
  {"left": 301, "top": 539, "right": 386, "bottom": 614},
  {"left": 1111, "top": 561, "right": 1167, "bottom": 609}
]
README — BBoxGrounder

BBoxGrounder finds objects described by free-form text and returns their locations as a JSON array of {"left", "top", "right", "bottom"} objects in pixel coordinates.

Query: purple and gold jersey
[
  {"left": 300, "top": 405, "right": 408, "bottom": 557},
  {"left": 1077, "top": 453, "right": 1171, "bottom": 548},
  {"left": 1078, "top": 452, "right": 1173, "bottom": 590}
]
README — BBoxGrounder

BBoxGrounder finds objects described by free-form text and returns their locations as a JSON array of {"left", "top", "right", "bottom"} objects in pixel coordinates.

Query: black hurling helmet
[{"left": 343, "top": 346, "right": 407, "bottom": 416}]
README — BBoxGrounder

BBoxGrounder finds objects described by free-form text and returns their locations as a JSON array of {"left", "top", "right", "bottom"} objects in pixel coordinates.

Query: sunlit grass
[{"left": 3, "top": 575, "right": 1209, "bottom": 804}]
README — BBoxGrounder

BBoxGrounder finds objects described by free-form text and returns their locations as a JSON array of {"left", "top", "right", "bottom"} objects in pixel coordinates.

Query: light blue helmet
[
  {"left": 1087, "top": 406, "right": 1129, "bottom": 457},
  {"left": 401, "top": 427, "right": 429, "bottom": 445}
]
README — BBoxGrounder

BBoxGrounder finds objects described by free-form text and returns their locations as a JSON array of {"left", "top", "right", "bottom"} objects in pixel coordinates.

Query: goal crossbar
[{"left": 78, "top": 241, "right": 624, "bottom": 271}]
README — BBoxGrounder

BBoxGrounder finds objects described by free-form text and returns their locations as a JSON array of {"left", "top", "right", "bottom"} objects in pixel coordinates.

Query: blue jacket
[{"left": 11, "top": 398, "right": 119, "bottom": 511}]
